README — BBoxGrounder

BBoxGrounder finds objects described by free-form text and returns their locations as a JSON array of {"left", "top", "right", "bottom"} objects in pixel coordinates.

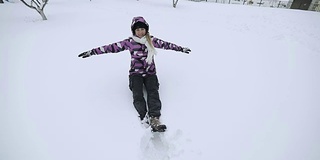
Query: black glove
[
  {"left": 78, "top": 50, "right": 95, "bottom": 58},
  {"left": 182, "top": 47, "right": 191, "bottom": 54}
]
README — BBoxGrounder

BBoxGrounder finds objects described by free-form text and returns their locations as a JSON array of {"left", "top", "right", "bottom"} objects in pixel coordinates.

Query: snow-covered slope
[{"left": 1, "top": 0, "right": 320, "bottom": 160}]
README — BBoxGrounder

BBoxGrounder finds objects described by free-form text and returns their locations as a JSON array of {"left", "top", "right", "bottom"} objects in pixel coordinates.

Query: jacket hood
[{"left": 131, "top": 16, "right": 149, "bottom": 35}]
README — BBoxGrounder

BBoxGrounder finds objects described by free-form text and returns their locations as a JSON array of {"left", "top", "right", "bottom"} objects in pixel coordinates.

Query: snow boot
[
  {"left": 150, "top": 117, "right": 167, "bottom": 132},
  {"left": 140, "top": 115, "right": 150, "bottom": 128}
]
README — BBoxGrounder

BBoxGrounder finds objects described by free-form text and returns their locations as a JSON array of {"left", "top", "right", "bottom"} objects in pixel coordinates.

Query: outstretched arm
[
  {"left": 78, "top": 39, "right": 131, "bottom": 58},
  {"left": 152, "top": 36, "right": 191, "bottom": 54}
]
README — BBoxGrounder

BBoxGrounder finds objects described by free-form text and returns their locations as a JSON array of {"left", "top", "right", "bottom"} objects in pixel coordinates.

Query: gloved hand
[
  {"left": 78, "top": 50, "right": 95, "bottom": 58},
  {"left": 182, "top": 47, "right": 191, "bottom": 54}
]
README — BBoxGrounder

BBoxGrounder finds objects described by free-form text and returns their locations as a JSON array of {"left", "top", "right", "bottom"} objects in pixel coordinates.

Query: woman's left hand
[{"left": 182, "top": 47, "right": 191, "bottom": 54}]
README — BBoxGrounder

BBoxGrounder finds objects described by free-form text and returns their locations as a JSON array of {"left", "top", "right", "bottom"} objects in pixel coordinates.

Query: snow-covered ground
[{"left": 1, "top": 0, "right": 320, "bottom": 160}]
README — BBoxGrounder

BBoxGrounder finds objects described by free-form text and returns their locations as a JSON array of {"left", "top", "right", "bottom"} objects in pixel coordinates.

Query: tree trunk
[
  {"left": 37, "top": 8, "right": 48, "bottom": 20},
  {"left": 173, "top": 0, "right": 179, "bottom": 8}
]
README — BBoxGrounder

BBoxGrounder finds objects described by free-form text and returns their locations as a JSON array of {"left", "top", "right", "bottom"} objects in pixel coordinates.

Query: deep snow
[{"left": 1, "top": 0, "right": 320, "bottom": 160}]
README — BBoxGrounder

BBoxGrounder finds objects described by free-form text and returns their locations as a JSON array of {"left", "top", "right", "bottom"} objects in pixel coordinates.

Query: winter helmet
[{"left": 131, "top": 16, "right": 149, "bottom": 35}]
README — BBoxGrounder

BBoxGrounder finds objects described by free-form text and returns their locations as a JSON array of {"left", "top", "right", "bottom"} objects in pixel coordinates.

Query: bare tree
[
  {"left": 173, "top": 0, "right": 179, "bottom": 8},
  {"left": 20, "top": 0, "right": 49, "bottom": 20}
]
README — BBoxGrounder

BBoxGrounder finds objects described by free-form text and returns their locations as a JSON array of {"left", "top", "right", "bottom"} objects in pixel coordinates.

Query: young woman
[{"left": 78, "top": 16, "right": 191, "bottom": 132}]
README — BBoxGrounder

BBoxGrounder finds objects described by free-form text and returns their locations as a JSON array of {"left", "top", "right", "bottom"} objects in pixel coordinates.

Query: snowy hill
[{"left": 1, "top": 0, "right": 320, "bottom": 160}]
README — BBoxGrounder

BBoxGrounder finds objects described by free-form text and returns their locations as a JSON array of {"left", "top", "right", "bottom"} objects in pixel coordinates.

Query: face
[{"left": 135, "top": 28, "right": 146, "bottom": 38}]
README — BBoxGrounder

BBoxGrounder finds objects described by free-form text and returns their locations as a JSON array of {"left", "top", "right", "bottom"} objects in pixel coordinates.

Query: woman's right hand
[{"left": 78, "top": 50, "right": 94, "bottom": 58}]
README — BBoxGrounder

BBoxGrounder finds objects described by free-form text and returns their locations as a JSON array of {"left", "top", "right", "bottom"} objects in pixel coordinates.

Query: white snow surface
[{"left": 1, "top": 0, "right": 320, "bottom": 160}]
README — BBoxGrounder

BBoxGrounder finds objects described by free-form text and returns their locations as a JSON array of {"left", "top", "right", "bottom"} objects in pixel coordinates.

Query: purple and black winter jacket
[{"left": 90, "top": 17, "right": 184, "bottom": 77}]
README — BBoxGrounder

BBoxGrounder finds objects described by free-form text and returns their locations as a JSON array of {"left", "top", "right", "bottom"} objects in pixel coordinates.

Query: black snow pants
[{"left": 129, "top": 74, "right": 162, "bottom": 120}]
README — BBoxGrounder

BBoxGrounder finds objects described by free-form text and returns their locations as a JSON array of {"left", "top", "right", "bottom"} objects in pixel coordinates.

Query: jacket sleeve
[
  {"left": 91, "top": 38, "right": 131, "bottom": 55},
  {"left": 152, "top": 36, "right": 183, "bottom": 52}
]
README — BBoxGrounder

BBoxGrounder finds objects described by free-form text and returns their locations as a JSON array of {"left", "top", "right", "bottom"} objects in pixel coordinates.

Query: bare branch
[
  {"left": 21, "top": 0, "right": 37, "bottom": 9},
  {"left": 35, "top": 0, "right": 41, "bottom": 5},
  {"left": 20, "top": 0, "right": 48, "bottom": 20},
  {"left": 33, "top": 0, "right": 41, "bottom": 8},
  {"left": 41, "top": 0, "right": 48, "bottom": 9}
]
